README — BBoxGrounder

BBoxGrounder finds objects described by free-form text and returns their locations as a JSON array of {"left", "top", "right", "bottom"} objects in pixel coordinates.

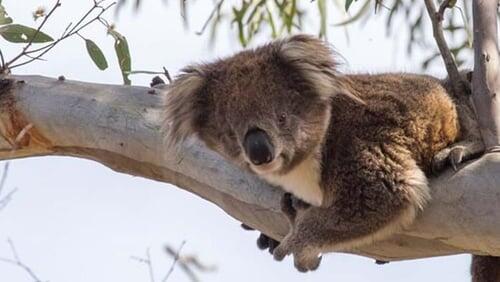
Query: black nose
[{"left": 243, "top": 128, "right": 274, "bottom": 166}]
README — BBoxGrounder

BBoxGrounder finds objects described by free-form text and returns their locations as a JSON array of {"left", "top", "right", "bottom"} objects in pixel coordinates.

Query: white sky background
[{"left": 0, "top": 1, "right": 472, "bottom": 282}]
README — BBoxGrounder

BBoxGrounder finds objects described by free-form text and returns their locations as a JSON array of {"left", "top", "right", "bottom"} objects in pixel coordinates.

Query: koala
[{"left": 163, "top": 34, "right": 483, "bottom": 272}]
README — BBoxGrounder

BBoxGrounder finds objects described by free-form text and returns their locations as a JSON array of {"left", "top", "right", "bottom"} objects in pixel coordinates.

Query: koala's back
[{"left": 328, "top": 73, "right": 459, "bottom": 172}]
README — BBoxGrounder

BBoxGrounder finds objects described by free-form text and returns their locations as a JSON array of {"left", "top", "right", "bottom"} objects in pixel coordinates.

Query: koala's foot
[
  {"left": 275, "top": 193, "right": 320, "bottom": 272},
  {"left": 431, "top": 140, "right": 484, "bottom": 174},
  {"left": 273, "top": 234, "right": 322, "bottom": 272}
]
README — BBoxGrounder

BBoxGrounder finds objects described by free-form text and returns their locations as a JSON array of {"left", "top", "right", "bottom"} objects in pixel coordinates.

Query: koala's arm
[
  {"left": 272, "top": 145, "right": 429, "bottom": 272},
  {"left": 432, "top": 71, "right": 485, "bottom": 173}
]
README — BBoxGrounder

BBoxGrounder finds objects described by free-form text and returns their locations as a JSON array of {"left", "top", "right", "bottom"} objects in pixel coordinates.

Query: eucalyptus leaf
[
  {"left": 113, "top": 33, "right": 131, "bottom": 85},
  {"left": 345, "top": 0, "right": 354, "bottom": 11},
  {"left": 85, "top": 39, "right": 108, "bottom": 70},
  {"left": 0, "top": 24, "right": 53, "bottom": 43}
]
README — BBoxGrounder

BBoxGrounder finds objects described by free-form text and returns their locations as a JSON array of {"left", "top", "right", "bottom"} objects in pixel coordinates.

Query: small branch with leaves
[{"left": 0, "top": 0, "right": 133, "bottom": 85}]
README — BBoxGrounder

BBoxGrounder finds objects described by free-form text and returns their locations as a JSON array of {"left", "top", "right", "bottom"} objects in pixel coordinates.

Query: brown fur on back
[{"left": 332, "top": 73, "right": 459, "bottom": 174}]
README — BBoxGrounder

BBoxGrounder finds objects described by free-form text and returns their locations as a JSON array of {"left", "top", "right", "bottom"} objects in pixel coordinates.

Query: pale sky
[{"left": 0, "top": 1, "right": 472, "bottom": 282}]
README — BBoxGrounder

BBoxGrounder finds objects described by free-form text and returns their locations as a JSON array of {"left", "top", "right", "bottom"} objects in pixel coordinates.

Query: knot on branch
[{"left": 0, "top": 79, "right": 50, "bottom": 151}]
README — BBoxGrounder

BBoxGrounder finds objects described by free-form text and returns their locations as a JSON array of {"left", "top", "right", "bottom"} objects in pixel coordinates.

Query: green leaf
[
  {"left": 85, "top": 39, "right": 108, "bottom": 70},
  {"left": 112, "top": 31, "right": 131, "bottom": 85},
  {"left": 345, "top": 0, "right": 354, "bottom": 11},
  {"left": 0, "top": 24, "right": 53, "bottom": 43},
  {"left": 0, "top": 3, "right": 13, "bottom": 25},
  {"left": 317, "top": 0, "right": 327, "bottom": 38}
]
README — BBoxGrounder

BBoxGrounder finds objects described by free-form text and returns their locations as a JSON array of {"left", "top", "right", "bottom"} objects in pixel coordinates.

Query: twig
[
  {"left": 163, "top": 242, "right": 215, "bottom": 282},
  {"left": 131, "top": 248, "right": 156, "bottom": 282},
  {"left": 0, "top": 162, "right": 10, "bottom": 196},
  {"left": 195, "top": 0, "right": 225, "bottom": 35},
  {"left": 0, "top": 187, "right": 18, "bottom": 211},
  {"left": 5, "top": 1, "right": 116, "bottom": 70},
  {"left": 423, "top": 0, "right": 462, "bottom": 95},
  {"left": 437, "top": 0, "right": 452, "bottom": 21},
  {"left": 162, "top": 241, "right": 186, "bottom": 282},
  {"left": 0, "top": 239, "right": 43, "bottom": 282},
  {"left": 163, "top": 67, "right": 172, "bottom": 83},
  {"left": 0, "top": 49, "right": 5, "bottom": 70},
  {"left": 4, "top": 0, "right": 62, "bottom": 69}
]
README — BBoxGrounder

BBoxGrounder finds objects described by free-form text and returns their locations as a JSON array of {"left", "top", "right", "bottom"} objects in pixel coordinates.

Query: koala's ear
[
  {"left": 163, "top": 66, "right": 206, "bottom": 148},
  {"left": 279, "top": 34, "right": 363, "bottom": 104}
]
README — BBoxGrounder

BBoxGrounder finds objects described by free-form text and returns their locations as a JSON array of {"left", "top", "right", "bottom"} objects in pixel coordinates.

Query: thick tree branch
[
  {"left": 0, "top": 75, "right": 500, "bottom": 261},
  {"left": 472, "top": 0, "right": 500, "bottom": 150}
]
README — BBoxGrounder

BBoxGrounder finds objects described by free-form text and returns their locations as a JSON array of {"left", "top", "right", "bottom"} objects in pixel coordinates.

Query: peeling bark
[{"left": 0, "top": 75, "right": 499, "bottom": 261}]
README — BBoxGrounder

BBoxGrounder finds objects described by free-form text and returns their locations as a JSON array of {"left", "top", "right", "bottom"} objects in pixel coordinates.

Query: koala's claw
[
  {"left": 272, "top": 244, "right": 289, "bottom": 261},
  {"left": 295, "top": 255, "right": 322, "bottom": 272},
  {"left": 432, "top": 142, "right": 484, "bottom": 175},
  {"left": 257, "top": 233, "right": 270, "bottom": 249},
  {"left": 256, "top": 233, "right": 280, "bottom": 254},
  {"left": 432, "top": 146, "right": 465, "bottom": 174}
]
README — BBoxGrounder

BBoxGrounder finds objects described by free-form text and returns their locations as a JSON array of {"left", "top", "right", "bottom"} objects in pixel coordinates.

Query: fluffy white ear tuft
[
  {"left": 163, "top": 66, "right": 206, "bottom": 148},
  {"left": 279, "top": 35, "right": 363, "bottom": 104}
]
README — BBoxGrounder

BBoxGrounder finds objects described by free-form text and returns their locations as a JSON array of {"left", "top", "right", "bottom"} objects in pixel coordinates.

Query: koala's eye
[{"left": 278, "top": 113, "right": 287, "bottom": 126}]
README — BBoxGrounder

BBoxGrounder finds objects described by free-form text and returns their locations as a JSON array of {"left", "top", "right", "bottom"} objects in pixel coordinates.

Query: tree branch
[
  {"left": 424, "top": 0, "right": 463, "bottom": 95},
  {"left": 0, "top": 75, "right": 500, "bottom": 261}
]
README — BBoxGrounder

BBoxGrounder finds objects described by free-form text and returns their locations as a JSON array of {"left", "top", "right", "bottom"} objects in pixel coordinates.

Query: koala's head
[{"left": 164, "top": 35, "right": 355, "bottom": 176}]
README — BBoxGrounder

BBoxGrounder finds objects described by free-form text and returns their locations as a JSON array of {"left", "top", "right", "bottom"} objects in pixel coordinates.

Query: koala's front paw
[
  {"left": 273, "top": 234, "right": 322, "bottom": 272},
  {"left": 240, "top": 223, "right": 281, "bottom": 255},
  {"left": 432, "top": 141, "right": 484, "bottom": 174}
]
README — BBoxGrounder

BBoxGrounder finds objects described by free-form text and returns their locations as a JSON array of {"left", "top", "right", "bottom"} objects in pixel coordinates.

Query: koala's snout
[{"left": 243, "top": 128, "right": 274, "bottom": 166}]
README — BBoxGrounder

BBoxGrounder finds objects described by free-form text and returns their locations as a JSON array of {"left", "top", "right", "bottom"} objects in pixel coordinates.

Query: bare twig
[
  {"left": 163, "top": 242, "right": 216, "bottom": 282},
  {"left": 0, "top": 162, "right": 10, "bottom": 196},
  {"left": 162, "top": 241, "right": 186, "bottom": 282},
  {"left": 131, "top": 248, "right": 156, "bottom": 282},
  {"left": 0, "top": 49, "right": 5, "bottom": 70},
  {"left": 437, "top": 0, "right": 452, "bottom": 21},
  {"left": 195, "top": 0, "right": 225, "bottom": 36},
  {"left": 0, "top": 159, "right": 15, "bottom": 212},
  {"left": 0, "top": 239, "right": 44, "bottom": 282},
  {"left": 424, "top": 0, "right": 463, "bottom": 95},
  {"left": 0, "top": 187, "right": 18, "bottom": 211},
  {"left": 163, "top": 67, "right": 172, "bottom": 83}
]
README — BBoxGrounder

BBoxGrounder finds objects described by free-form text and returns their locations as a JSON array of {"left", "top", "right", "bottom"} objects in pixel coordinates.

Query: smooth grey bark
[
  {"left": 472, "top": 0, "right": 500, "bottom": 149},
  {"left": 0, "top": 75, "right": 499, "bottom": 261}
]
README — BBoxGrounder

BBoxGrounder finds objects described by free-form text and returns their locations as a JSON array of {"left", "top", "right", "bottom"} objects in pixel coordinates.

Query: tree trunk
[
  {"left": 0, "top": 75, "right": 499, "bottom": 262},
  {"left": 470, "top": 0, "right": 500, "bottom": 280},
  {"left": 472, "top": 0, "right": 500, "bottom": 149}
]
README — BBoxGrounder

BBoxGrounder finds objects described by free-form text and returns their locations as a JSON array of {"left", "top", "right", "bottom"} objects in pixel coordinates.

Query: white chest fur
[{"left": 263, "top": 155, "right": 324, "bottom": 207}]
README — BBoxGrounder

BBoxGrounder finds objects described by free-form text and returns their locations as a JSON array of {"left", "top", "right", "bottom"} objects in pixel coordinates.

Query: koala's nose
[{"left": 243, "top": 128, "right": 274, "bottom": 166}]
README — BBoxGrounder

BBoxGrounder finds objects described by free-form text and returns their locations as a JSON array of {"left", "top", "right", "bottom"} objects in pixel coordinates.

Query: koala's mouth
[{"left": 248, "top": 154, "right": 285, "bottom": 175}]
